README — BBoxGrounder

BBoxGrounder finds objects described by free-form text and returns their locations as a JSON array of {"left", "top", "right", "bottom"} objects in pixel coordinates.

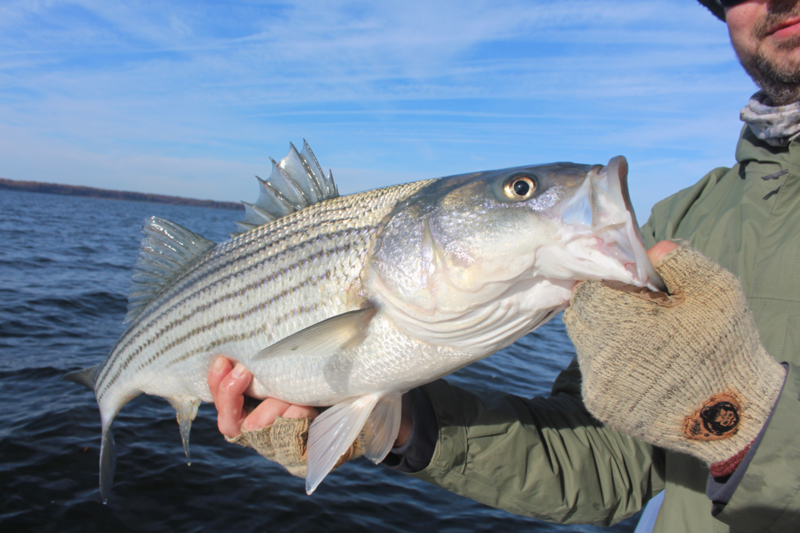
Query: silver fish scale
[
  {"left": 69, "top": 151, "right": 666, "bottom": 499},
  {"left": 95, "top": 180, "right": 434, "bottom": 412},
  {"left": 252, "top": 313, "right": 476, "bottom": 404}
]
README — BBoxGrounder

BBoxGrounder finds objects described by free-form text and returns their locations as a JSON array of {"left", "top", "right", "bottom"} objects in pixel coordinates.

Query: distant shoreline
[{"left": 0, "top": 177, "right": 243, "bottom": 211}]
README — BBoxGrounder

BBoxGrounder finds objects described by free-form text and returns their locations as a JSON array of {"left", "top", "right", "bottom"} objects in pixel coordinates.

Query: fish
[{"left": 66, "top": 141, "right": 664, "bottom": 500}]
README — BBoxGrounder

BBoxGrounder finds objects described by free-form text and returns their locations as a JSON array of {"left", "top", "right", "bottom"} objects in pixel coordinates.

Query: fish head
[{"left": 366, "top": 156, "right": 663, "bottom": 351}]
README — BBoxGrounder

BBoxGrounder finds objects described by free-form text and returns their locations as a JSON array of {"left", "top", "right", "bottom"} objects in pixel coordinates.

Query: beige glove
[
  {"left": 226, "top": 416, "right": 363, "bottom": 478},
  {"left": 563, "top": 245, "right": 786, "bottom": 472}
]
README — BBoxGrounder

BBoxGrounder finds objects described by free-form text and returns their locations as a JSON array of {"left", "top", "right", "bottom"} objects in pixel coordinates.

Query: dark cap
[{"left": 698, "top": 0, "right": 726, "bottom": 21}]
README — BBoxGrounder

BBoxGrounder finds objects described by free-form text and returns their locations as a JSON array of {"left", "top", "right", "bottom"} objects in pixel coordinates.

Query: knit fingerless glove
[
  {"left": 563, "top": 245, "right": 786, "bottom": 472},
  {"left": 226, "top": 416, "right": 363, "bottom": 478}
]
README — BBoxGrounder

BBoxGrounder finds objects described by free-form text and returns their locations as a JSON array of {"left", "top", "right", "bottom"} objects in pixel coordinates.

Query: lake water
[{"left": 0, "top": 189, "right": 642, "bottom": 532}]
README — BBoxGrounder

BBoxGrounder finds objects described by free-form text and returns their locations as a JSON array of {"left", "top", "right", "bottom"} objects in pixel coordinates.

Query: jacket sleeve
[
  {"left": 640, "top": 166, "right": 800, "bottom": 530},
  {"left": 714, "top": 361, "right": 800, "bottom": 531},
  {"left": 409, "top": 358, "right": 665, "bottom": 526}
]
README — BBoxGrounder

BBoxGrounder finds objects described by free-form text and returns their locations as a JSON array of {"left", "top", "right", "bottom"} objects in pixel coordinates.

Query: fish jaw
[
  {"left": 540, "top": 156, "right": 664, "bottom": 291},
  {"left": 365, "top": 156, "right": 662, "bottom": 354}
]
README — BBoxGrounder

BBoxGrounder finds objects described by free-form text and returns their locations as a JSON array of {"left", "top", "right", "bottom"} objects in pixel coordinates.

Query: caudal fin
[
  {"left": 64, "top": 365, "right": 99, "bottom": 390},
  {"left": 99, "top": 421, "right": 116, "bottom": 504},
  {"left": 65, "top": 364, "right": 125, "bottom": 503}
]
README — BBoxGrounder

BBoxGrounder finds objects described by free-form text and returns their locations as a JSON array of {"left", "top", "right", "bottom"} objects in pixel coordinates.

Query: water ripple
[{"left": 0, "top": 190, "right": 640, "bottom": 532}]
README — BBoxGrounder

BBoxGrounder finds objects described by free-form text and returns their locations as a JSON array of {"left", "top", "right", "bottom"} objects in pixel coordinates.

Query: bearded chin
[{"left": 737, "top": 37, "right": 800, "bottom": 105}]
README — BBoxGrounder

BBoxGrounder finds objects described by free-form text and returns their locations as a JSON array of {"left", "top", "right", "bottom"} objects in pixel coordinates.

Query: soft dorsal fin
[
  {"left": 234, "top": 140, "right": 339, "bottom": 235},
  {"left": 125, "top": 217, "right": 216, "bottom": 324}
]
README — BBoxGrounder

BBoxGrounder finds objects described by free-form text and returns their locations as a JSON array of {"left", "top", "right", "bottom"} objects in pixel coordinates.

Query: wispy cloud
[{"left": 0, "top": 0, "right": 753, "bottom": 216}]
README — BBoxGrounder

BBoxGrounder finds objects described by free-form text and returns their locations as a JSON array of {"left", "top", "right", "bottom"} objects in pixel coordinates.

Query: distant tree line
[{"left": 0, "top": 177, "right": 243, "bottom": 211}]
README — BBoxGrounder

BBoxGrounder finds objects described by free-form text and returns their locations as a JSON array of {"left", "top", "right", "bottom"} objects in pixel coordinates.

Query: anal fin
[{"left": 167, "top": 397, "right": 201, "bottom": 465}]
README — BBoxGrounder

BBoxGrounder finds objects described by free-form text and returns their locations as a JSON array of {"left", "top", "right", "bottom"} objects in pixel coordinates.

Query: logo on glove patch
[{"left": 683, "top": 393, "right": 741, "bottom": 441}]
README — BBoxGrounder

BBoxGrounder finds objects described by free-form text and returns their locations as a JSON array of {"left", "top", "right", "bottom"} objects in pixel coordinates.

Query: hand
[
  {"left": 208, "top": 355, "right": 415, "bottom": 444},
  {"left": 563, "top": 242, "right": 786, "bottom": 475},
  {"left": 208, "top": 356, "right": 318, "bottom": 438},
  {"left": 208, "top": 356, "right": 323, "bottom": 478}
]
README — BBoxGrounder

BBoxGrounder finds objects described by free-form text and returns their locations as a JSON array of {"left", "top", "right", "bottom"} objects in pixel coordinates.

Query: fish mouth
[
  {"left": 597, "top": 156, "right": 665, "bottom": 291},
  {"left": 547, "top": 155, "right": 665, "bottom": 291}
]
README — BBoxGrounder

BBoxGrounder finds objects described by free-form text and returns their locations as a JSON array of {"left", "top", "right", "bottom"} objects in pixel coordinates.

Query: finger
[
  {"left": 241, "top": 400, "right": 318, "bottom": 431},
  {"left": 241, "top": 397, "right": 290, "bottom": 431},
  {"left": 208, "top": 356, "right": 233, "bottom": 405},
  {"left": 647, "top": 240, "right": 679, "bottom": 266},
  {"left": 282, "top": 404, "right": 318, "bottom": 420},
  {"left": 216, "top": 363, "right": 253, "bottom": 438}
]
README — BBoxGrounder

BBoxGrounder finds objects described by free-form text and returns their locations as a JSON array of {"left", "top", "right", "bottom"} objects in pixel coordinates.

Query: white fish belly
[{"left": 93, "top": 181, "right": 433, "bottom": 414}]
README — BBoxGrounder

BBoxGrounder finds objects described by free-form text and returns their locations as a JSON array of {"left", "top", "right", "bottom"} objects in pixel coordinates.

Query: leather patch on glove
[{"left": 683, "top": 393, "right": 741, "bottom": 441}]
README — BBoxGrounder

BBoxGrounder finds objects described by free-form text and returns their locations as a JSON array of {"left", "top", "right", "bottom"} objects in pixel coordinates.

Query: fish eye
[{"left": 503, "top": 175, "right": 536, "bottom": 201}]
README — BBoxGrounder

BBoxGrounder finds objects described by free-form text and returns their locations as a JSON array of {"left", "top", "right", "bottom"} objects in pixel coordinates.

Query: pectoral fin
[
  {"left": 167, "top": 396, "right": 201, "bottom": 465},
  {"left": 253, "top": 306, "right": 376, "bottom": 362}
]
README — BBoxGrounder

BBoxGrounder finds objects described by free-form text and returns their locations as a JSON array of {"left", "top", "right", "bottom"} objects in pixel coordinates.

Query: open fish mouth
[
  {"left": 544, "top": 156, "right": 666, "bottom": 291},
  {"left": 602, "top": 156, "right": 664, "bottom": 291},
  {"left": 66, "top": 140, "right": 669, "bottom": 501}
]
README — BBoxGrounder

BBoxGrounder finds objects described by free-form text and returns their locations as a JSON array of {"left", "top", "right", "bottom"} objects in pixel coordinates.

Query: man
[{"left": 209, "top": 1, "right": 800, "bottom": 530}]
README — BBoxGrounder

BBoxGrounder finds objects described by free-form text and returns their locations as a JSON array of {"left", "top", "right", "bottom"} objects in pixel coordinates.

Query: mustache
[{"left": 754, "top": 1, "right": 800, "bottom": 39}]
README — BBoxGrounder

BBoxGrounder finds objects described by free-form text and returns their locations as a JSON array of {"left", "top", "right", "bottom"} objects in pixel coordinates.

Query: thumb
[{"left": 647, "top": 241, "right": 679, "bottom": 266}]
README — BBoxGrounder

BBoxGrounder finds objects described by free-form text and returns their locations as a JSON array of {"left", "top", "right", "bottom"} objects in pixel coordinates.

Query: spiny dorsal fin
[
  {"left": 233, "top": 140, "right": 339, "bottom": 236},
  {"left": 125, "top": 217, "right": 215, "bottom": 324}
]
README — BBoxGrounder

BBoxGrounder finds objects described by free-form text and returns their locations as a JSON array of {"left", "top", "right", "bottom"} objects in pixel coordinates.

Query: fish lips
[
  {"left": 546, "top": 156, "right": 665, "bottom": 291},
  {"left": 603, "top": 156, "right": 665, "bottom": 291}
]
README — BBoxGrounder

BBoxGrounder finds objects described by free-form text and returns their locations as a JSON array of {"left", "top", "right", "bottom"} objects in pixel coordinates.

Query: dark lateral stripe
[
  {"left": 124, "top": 181, "right": 433, "bottom": 331},
  {"left": 96, "top": 223, "right": 369, "bottom": 390},
  {"left": 102, "top": 301, "right": 322, "bottom": 397},
  {"left": 163, "top": 302, "right": 322, "bottom": 369},
  {"left": 97, "top": 268, "right": 332, "bottom": 399},
  {"left": 95, "top": 180, "right": 436, "bottom": 399},
  {"left": 96, "top": 230, "right": 372, "bottom": 400},
  {"left": 128, "top": 209, "right": 362, "bottom": 328}
]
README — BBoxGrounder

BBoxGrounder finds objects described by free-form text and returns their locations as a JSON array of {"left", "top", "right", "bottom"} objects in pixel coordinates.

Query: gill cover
[{"left": 368, "top": 162, "right": 601, "bottom": 316}]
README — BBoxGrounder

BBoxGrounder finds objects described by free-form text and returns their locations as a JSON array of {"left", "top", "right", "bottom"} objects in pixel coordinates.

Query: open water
[{"left": 0, "top": 189, "right": 643, "bottom": 532}]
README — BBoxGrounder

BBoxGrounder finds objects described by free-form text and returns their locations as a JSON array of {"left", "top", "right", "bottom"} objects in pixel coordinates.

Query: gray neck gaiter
[{"left": 740, "top": 90, "right": 800, "bottom": 147}]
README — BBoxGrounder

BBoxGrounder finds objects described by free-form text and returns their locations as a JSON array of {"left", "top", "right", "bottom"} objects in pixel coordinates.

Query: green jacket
[{"left": 411, "top": 126, "right": 800, "bottom": 532}]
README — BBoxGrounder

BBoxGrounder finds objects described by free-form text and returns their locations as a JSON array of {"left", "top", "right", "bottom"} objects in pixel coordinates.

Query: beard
[{"left": 733, "top": 1, "right": 800, "bottom": 105}]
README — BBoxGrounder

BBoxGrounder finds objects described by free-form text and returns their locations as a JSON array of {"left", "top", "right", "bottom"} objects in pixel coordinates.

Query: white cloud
[{"left": 0, "top": 0, "right": 752, "bottom": 218}]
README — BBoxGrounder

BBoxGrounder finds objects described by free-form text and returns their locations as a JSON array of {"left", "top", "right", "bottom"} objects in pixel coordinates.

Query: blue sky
[{"left": 0, "top": 0, "right": 757, "bottom": 217}]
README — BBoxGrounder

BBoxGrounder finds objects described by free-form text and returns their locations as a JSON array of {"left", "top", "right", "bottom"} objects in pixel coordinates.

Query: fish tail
[
  {"left": 65, "top": 364, "right": 131, "bottom": 503},
  {"left": 64, "top": 365, "right": 100, "bottom": 391},
  {"left": 99, "top": 419, "right": 116, "bottom": 504}
]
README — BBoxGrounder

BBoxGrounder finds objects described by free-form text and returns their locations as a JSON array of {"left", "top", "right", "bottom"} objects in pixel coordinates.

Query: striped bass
[{"left": 66, "top": 141, "right": 664, "bottom": 499}]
